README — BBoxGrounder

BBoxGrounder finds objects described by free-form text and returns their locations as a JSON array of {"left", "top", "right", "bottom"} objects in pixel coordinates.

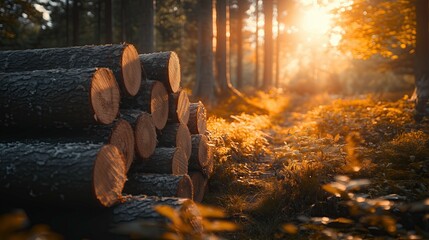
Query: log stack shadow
[{"left": 0, "top": 45, "right": 212, "bottom": 238}]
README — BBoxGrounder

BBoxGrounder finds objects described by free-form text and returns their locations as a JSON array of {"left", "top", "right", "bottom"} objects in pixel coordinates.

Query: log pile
[{"left": 0, "top": 44, "right": 213, "bottom": 238}]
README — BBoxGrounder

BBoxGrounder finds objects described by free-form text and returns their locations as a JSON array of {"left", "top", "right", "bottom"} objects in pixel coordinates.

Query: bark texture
[
  {"left": 121, "top": 80, "right": 168, "bottom": 130},
  {"left": 168, "top": 89, "right": 190, "bottom": 124},
  {"left": 129, "top": 147, "right": 188, "bottom": 174},
  {"left": 0, "top": 44, "right": 141, "bottom": 96},
  {"left": 0, "top": 142, "right": 126, "bottom": 207},
  {"left": 124, "top": 174, "right": 193, "bottom": 199},
  {"left": 0, "top": 68, "right": 119, "bottom": 129},
  {"left": 158, "top": 123, "right": 192, "bottom": 160},
  {"left": 139, "top": 52, "right": 181, "bottom": 93},
  {"left": 187, "top": 102, "right": 207, "bottom": 134}
]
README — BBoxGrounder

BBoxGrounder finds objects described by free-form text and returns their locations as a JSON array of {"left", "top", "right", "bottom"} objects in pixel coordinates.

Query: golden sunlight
[{"left": 299, "top": 6, "right": 332, "bottom": 35}]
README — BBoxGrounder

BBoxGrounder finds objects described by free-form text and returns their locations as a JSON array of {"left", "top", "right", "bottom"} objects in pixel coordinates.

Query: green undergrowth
[{"left": 205, "top": 93, "right": 429, "bottom": 239}]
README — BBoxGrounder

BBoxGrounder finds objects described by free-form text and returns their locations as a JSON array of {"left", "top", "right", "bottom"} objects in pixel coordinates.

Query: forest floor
[{"left": 205, "top": 91, "right": 429, "bottom": 239}]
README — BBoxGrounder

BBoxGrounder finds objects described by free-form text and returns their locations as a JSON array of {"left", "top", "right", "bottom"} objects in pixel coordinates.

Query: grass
[{"left": 204, "top": 92, "right": 429, "bottom": 239}]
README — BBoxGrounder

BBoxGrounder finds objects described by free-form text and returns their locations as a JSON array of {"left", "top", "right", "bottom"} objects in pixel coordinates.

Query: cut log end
[
  {"left": 135, "top": 112, "right": 157, "bottom": 158},
  {"left": 194, "top": 134, "right": 211, "bottom": 169},
  {"left": 93, "top": 144, "right": 127, "bottom": 207},
  {"left": 177, "top": 175, "right": 194, "bottom": 199},
  {"left": 168, "top": 52, "right": 181, "bottom": 93},
  {"left": 90, "top": 68, "right": 120, "bottom": 125},
  {"left": 177, "top": 123, "right": 192, "bottom": 160},
  {"left": 151, "top": 81, "right": 169, "bottom": 130},
  {"left": 109, "top": 119, "right": 135, "bottom": 172},
  {"left": 172, "top": 147, "right": 189, "bottom": 175},
  {"left": 176, "top": 91, "right": 190, "bottom": 124},
  {"left": 189, "top": 172, "right": 208, "bottom": 203},
  {"left": 122, "top": 44, "right": 142, "bottom": 96},
  {"left": 188, "top": 102, "right": 207, "bottom": 134}
]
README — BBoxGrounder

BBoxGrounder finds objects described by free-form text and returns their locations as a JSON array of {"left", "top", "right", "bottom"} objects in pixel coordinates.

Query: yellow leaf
[
  {"left": 202, "top": 220, "right": 238, "bottom": 232},
  {"left": 195, "top": 204, "right": 226, "bottom": 218},
  {"left": 154, "top": 205, "right": 182, "bottom": 227},
  {"left": 282, "top": 223, "right": 298, "bottom": 234}
]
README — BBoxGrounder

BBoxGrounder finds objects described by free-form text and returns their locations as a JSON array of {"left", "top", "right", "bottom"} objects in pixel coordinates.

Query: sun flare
[{"left": 299, "top": 6, "right": 332, "bottom": 35}]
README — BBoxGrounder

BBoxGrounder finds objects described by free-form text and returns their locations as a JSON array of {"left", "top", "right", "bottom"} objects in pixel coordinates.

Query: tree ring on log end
[
  {"left": 90, "top": 68, "right": 120, "bottom": 125},
  {"left": 93, "top": 144, "right": 127, "bottom": 207},
  {"left": 109, "top": 119, "right": 135, "bottom": 172},
  {"left": 177, "top": 123, "right": 192, "bottom": 161},
  {"left": 196, "top": 103, "right": 207, "bottom": 134},
  {"left": 198, "top": 134, "right": 211, "bottom": 168},
  {"left": 151, "top": 81, "right": 169, "bottom": 130},
  {"left": 135, "top": 112, "right": 157, "bottom": 158},
  {"left": 121, "top": 44, "right": 142, "bottom": 96},
  {"left": 177, "top": 90, "right": 190, "bottom": 124},
  {"left": 172, "top": 147, "right": 188, "bottom": 175},
  {"left": 177, "top": 174, "right": 194, "bottom": 199},
  {"left": 168, "top": 52, "right": 181, "bottom": 93}
]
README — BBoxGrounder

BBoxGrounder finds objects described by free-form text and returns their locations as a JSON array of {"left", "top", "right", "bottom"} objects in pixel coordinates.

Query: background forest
[{"left": 0, "top": 0, "right": 418, "bottom": 101}]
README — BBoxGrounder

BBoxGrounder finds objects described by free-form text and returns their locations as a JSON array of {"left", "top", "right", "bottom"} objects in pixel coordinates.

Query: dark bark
[
  {"left": 168, "top": 89, "right": 190, "bottom": 124},
  {"left": 129, "top": 147, "right": 188, "bottom": 174},
  {"left": 139, "top": 0, "right": 155, "bottom": 53},
  {"left": 187, "top": 102, "right": 207, "bottom": 134},
  {"left": 0, "top": 142, "right": 126, "bottom": 208},
  {"left": 66, "top": 0, "right": 70, "bottom": 45},
  {"left": 0, "top": 44, "right": 142, "bottom": 96},
  {"left": 194, "top": 0, "right": 215, "bottom": 103},
  {"left": 236, "top": 0, "right": 246, "bottom": 89},
  {"left": 158, "top": 123, "right": 192, "bottom": 160},
  {"left": 120, "top": 110, "right": 157, "bottom": 159},
  {"left": 188, "top": 171, "right": 208, "bottom": 203},
  {"left": 121, "top": 80, "right": 168, "bottom": 130},
  {"left": 0, "top": 68, "right": 119, "bottom": 129},
  {"left": 139, "top": 52, "right": 181, "bottom": 93},
  {"left": 124, "top": 174, "right": 193, "bottom": 199},
  {"left": 189, "top": 134, "right": 212, "bottom": 172},
  {"left": 263, "top": 0, "right": 273, "bottom": 89}
]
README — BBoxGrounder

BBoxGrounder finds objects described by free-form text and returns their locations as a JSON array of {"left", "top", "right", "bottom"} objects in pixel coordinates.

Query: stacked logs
[{"left": 0, "top": 44, "right": 212, "bottom": 237}]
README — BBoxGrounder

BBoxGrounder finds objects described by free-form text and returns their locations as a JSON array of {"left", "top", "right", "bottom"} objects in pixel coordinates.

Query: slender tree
[
  {"left": 194, "top": 0, "right": 215, "bottom": 103},
  {"left": 105, "top": 0, "right": 112, "bottom": 43},
  {"left": 139, "top": 0, "right": 155, "bottom": 53},
  {"left": 263, "top": 0, "right": 273, "bottom": 89},
  {"left": 236, "top": 0, "right": 246, "bottom": 89},
  {"left": 254, "top": 0, "right": 259, "bottom": 88},
  {"left": 414, "top": 0, "right": 429, "bottom": 120},
  {"left": 72, "top": 0, "right": 80, "bottom": 45},
  {"left": 216, "top": 0, "right": 230, "bottom": 93}
]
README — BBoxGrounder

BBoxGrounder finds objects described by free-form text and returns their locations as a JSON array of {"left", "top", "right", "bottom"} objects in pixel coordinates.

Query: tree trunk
[
  {"left": 216, "top": 0, "right": 229, "bottom": 93},
  {"left": 0, "top": 44, "right": 142, "bottom": 97},
  {"left": 139, "top": 0, "right": 155, "bottom": 53},
  {"left": 168, "top": 89, "right": 190, "bottom": 125},
  {"left": 104, "top": 0, "right": 113, "bottom": 43},
  {"left": 188, "top": 171, "right": 208, "bottom": 203},
  {"left": 189, "top": 134, "right": 212, "bottom": 172},
  {"left": 124, "top": 174, "right": 193, "bottom": 199},
  {"left": 139, "top": 51, "right": 181, "bottom": 93},
  {"left": 254, "top": 0, "right": 259, "bottom": 88},
  {"left": 194, "top": 0, "right": 215, "bottom": 103},
  {"left": 130, "top": 147, "right": 188, "bottom": 174},
  {"left": 187, "top": 102, "right": 207, "bottom": 134},
  {"left": 0, "top": 142, "right": 126, "bottom": 208},
  {"left": 158, "top": 123, "right": 192, "bottom": 161},
  {"left": 263, "top": 0, "right": 273, "bottom": 89},
  {"left": 72, "top": 0, "right": 80, "bottom": 45},
  {"left": 202, "top": 157, "right": 214, "bottom": 178},
  {"left": 236, "top": 0, "right": 246, "bottom": 89},
  {"left": 66, "top": 0, "right": 70, "bottom": 45},
  {"left": 0, "top": 68, "right": 119, "bottom": 129},
  {"left": 121, "top": 80, "right": 168, "bottom": 130},
  {"left": 120, "top": 110, "right": 157, "bottom": 159},
  {"left": 414, "top": 0, "right": 429, "bottom": 120}
]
